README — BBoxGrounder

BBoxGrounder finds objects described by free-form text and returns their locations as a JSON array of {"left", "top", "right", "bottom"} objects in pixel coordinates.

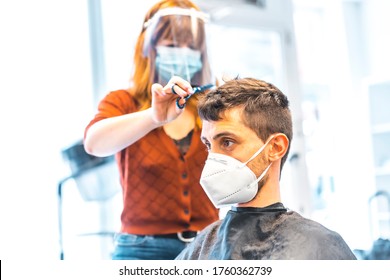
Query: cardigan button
[{"left": 181, "top": 172, "right": 187, "bottom": 179}]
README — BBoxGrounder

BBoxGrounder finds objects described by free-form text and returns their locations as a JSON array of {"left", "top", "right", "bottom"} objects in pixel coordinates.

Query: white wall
[
  {"left": 0, "top": 0, "right": 93, "bottom": 259},
  {"left": 362, "top": 0, "right": 390, "bottom": 77},
  {"left": 292, "top": 0, "right": 390, "bottom": 251}
]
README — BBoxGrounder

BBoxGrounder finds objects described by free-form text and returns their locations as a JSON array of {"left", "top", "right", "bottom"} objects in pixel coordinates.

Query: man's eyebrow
[
  {"left": 213, "top": 132, "right": 237, "bottom": 140},
  {"left": 201, "top": 132, "right": 237, "bottom": 142}
]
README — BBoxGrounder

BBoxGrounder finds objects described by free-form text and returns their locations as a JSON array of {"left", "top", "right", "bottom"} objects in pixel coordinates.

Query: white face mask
[{"left": 200, "top": 136, "right": 274, "bottom": 208}]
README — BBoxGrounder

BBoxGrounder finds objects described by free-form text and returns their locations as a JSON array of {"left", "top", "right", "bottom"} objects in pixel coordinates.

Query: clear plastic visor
[
  {"left": 143, "top": 7, "right": 209, "bottom": 55},
  {"left": 142, "top": 7, "right": 212, "bottom": 86}
]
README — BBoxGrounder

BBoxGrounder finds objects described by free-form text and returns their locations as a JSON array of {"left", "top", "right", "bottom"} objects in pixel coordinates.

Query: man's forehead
[{"left": 201, "top": 109, "right": 247, "bottom": 139}]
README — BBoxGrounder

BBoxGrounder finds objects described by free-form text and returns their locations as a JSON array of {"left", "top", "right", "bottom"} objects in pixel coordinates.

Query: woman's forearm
[{"left": 84, "top": 108, "right": 160, "bottom": 157}]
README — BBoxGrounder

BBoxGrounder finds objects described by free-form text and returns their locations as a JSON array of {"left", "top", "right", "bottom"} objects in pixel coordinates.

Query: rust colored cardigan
[{"left": 84, "top": 90, "right": 219, "bottom": 235}]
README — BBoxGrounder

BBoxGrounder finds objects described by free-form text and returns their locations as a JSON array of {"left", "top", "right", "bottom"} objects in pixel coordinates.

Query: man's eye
[
  {"left": 203, "top": 141, "right": 211, "bottom": 151},
  {"left": 222, "top": 139, "right": 234, "bottom": 148}
]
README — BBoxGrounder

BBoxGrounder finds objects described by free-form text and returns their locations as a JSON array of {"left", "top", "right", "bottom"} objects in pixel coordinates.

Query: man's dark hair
[{"left": 198, "top": 77, "right": 293, "bottom": 170}]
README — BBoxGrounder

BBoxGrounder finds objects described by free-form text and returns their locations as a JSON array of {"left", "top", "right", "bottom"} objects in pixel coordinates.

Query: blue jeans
[{"left": 111, "top": 233, "right": 186, "bottom": 260}]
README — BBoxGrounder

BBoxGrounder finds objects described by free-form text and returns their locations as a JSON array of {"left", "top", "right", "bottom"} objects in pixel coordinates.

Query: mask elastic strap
[
  {"left": 241, "top": 135, "right": 275, "bottom": 167},
  {"left": 251, "top": 162, "right": 272, "bottom": 187}
]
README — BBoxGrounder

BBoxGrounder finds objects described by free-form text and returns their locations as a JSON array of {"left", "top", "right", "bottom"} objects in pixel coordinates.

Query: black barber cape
[{"left": 176, "top": 203, "right": 357, "bottom": 260}]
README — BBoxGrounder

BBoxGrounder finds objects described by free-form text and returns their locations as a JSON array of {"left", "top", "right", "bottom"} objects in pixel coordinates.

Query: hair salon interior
[{"left": 1, "top": 0, "right": 389, "bottom": 260}]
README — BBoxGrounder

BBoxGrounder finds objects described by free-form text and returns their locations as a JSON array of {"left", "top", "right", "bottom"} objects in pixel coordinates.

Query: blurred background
[{"left": 1, "top": 0, "right": 389, "bottom": 260}]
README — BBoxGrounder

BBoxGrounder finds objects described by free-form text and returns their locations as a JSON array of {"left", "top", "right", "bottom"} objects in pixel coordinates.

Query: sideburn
[{"left": 248, "top": 153, "right": 270, "bottom": 190}]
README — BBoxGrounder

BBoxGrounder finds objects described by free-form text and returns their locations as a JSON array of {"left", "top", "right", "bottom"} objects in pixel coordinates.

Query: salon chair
[{"left": 58, "top": 140, "right": 121, "bottom": 260}]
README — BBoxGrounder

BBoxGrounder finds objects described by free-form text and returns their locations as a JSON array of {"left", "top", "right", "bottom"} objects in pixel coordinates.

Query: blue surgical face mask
[{"left": 155, "top": 46, "right": 202, "bottom": 83}]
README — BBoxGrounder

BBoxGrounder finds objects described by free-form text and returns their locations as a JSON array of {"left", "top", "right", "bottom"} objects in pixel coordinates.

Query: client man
[{"left": 176, "top": 77, "right": 356, "bottom": 260}]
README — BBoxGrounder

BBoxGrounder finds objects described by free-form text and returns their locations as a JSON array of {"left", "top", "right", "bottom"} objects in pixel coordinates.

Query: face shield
[{"left": 142, "top": 7, "right": 213, "bottom": 86}]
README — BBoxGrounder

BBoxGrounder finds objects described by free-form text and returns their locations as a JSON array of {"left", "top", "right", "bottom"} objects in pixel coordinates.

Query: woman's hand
[{"left": 151, "top": 76, "right": 192, "bottom": 125}]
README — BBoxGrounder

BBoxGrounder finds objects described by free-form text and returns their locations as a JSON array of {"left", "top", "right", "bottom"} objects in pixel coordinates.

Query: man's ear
[{"left": 268, "top": 133, "right": 289, "bottom": 162}]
